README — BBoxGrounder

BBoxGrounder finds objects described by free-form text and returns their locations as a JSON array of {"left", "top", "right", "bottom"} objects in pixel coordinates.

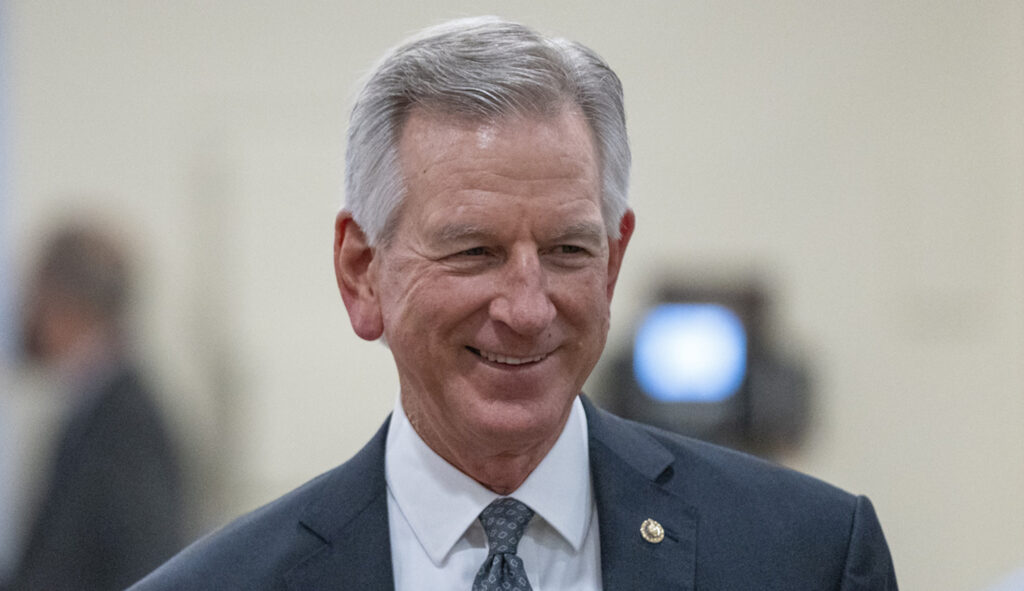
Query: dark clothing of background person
[{"left": 2, "top": 362, "right": 185, "bottom": 591}]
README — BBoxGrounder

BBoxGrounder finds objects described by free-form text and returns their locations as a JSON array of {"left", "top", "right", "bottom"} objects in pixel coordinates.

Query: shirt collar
[{"left": 385, "top": 394, "right": 593, "bottom": 566}]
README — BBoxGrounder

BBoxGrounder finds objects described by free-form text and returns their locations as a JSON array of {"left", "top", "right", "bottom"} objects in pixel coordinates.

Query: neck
[
  {"left": 405, "top": 404, "right": 567, "bottom": 495},
  {"left": 453, "top": 445, "right": 554, "bottom": 495}
]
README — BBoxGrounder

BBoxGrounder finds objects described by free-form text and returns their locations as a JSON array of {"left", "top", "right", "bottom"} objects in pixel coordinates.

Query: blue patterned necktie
[{"left": 473, "top": 497, "right": 535, "bottom": 591}]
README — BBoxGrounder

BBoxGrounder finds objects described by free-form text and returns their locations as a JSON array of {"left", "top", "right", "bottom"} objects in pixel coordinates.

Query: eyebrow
[
  {"left": 435, "top": 222, "right": 493, "bottom": 244},
  {"left": 433, "top": 219, "right": 607, "bottom": 246},
  {"left": 553, "top": 220, "right": 607, "bottom": 244}
]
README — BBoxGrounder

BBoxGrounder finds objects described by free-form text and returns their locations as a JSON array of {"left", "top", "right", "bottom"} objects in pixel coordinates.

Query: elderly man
[{"left": 133, "top": 16, "right": 897, "bottom": 590}]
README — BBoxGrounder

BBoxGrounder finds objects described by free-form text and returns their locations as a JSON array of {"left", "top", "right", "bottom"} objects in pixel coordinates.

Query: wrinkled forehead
[
  {"left": 404, "top": 105, "right": 594, "bottom": 154},
  {"left": 401, "top": 106, "right": 597, "bottom": 187}
]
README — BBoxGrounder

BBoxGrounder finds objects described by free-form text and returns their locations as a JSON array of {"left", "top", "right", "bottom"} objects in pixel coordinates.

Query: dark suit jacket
[
  {"left": 4, "top": 364, "right": 185, "bottom": 591},
  {"left": 131, "top": 396, "right": 896, "bottom": 590}
]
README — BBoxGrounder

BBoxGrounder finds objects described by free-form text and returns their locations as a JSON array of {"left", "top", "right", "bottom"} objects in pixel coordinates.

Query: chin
[{"left": 468, "top": 394, "right": 572, "bottom": 440}]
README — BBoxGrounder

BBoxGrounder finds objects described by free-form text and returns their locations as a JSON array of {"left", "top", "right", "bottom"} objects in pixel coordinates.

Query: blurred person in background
[{"left": 1, "top": 224, "right": 185, "bottom": 591}]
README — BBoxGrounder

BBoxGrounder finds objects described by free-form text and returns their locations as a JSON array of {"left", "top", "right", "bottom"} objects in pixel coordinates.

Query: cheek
[
  {"left": 377, "top": 257, "right": 434, "bottom": 320},
  {"left": 381, "top": 268, "right": 492, "bottom": 335},
  {"left": 558, "top": 280, "right": 613, "bottom": 355},
  {"left": 553, "top": 272, "right": 611, "bottom": 319}
]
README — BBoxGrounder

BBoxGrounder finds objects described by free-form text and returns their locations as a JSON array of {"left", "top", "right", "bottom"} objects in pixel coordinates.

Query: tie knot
[{"left": 478, "top": 497, "right": 534, "bottom": 555}]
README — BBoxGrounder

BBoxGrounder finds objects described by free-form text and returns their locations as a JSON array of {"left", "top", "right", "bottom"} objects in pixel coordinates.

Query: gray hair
[{"left": 344, "top": 16, "right": 630, "bottom": 246}]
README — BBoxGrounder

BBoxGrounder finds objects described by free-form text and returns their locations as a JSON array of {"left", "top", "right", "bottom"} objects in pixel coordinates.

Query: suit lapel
[
  {"left": 284, "top": 418, "right": 396, "bottom": 590},
  {"left": 583, "top": 397, "right": 698, "bottom": 590},
  {"left": 277, "top": 402, "right": 698, "bottom": 590}
]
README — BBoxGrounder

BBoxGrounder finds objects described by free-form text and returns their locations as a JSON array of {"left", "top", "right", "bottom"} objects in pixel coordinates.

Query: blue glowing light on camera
[{"left": 633, "top": 303, "right": 747, "bottom": 403}]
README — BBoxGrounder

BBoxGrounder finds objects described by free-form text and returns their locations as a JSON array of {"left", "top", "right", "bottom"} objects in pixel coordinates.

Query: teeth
[{"left": 476, "top": 349, "right": 547, "bottom": 366}]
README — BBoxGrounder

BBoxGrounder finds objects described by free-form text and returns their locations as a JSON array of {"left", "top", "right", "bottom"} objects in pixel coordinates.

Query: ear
[
  {"left": 605, "top": 209, "right": 635, "bottom": 301},
  {"left": 334, "top": 211, "right": 384, "bottom": 341}
]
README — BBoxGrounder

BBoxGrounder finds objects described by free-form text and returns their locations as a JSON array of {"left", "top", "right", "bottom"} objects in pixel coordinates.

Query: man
[
  {"left": 133, "top": 16, "right": 897, "bottom": 590},
  {"left": 4, "top": 225, "right": 185, "bottom": 591}
]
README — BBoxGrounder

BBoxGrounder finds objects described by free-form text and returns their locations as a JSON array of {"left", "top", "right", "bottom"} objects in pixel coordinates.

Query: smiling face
[{"left": 342, "top": 105, "right": 633, "bottom": 472}]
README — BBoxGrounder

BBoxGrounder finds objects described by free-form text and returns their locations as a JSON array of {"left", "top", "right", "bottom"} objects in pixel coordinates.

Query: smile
[{"left": 467, "top": 347, "right": 548, "bottom": 366}]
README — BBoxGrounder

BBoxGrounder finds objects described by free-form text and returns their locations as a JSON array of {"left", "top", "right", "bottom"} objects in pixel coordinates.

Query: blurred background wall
[{"left": 2, "top": 1, "right": 1021, "bottom": 589}]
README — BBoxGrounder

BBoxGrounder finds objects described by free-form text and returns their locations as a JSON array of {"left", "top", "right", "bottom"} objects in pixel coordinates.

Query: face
[
  {"left": 21, "top": 286, "right": 87, "bottom": 362},
  {"left": 341, "top": 106, "right": 633, "bottom": 462}
]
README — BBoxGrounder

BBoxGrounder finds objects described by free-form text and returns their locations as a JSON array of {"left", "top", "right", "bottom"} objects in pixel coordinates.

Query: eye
[
  {"left": 555, "top": 245, "right": 586, "bottom": 255},
  {"left": 441, "top": 245, "right": 500, "bottom": 273}
]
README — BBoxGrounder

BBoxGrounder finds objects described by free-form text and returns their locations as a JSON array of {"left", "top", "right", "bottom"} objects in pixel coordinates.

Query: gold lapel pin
[{"left": 640, "top": 518, "right": 665, "bottom": 544}]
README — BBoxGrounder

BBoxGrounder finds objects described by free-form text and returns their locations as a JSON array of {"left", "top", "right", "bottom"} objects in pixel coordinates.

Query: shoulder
[
  {"left": 586, "top": 401, "right": 896, "bottom": 588},
  {"left": 585, "top": 397, "right": 854, "bottom": 511},
  {"left": 129, "top": 418, "right": 391, "bottom": 590},
  {"left": 652, "top": 420, "right": 853, "bottom": 508},
  {"left": 77, "top": 365, "right": 172, "bottom": 449},
  {"left": 597, "top": 403, "right": 861, "bottom": 528},
  {"left": 52, "top": 365, "right": 179, "bottom": 496}
]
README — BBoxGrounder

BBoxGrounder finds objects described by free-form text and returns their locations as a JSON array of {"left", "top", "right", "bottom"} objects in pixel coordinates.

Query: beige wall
[{"left": 5, "top": 1, "right": 1023, "bottom": 589}]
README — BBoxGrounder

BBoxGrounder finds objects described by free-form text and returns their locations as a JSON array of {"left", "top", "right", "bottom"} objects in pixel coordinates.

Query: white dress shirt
[{"left": 385, "top": 395, "right": 602, "bottom": 591}]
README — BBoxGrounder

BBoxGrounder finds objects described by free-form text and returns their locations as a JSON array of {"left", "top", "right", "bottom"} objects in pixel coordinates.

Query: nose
[{"left": 488, "top": 250, "right": 556, "bottom": 336}]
